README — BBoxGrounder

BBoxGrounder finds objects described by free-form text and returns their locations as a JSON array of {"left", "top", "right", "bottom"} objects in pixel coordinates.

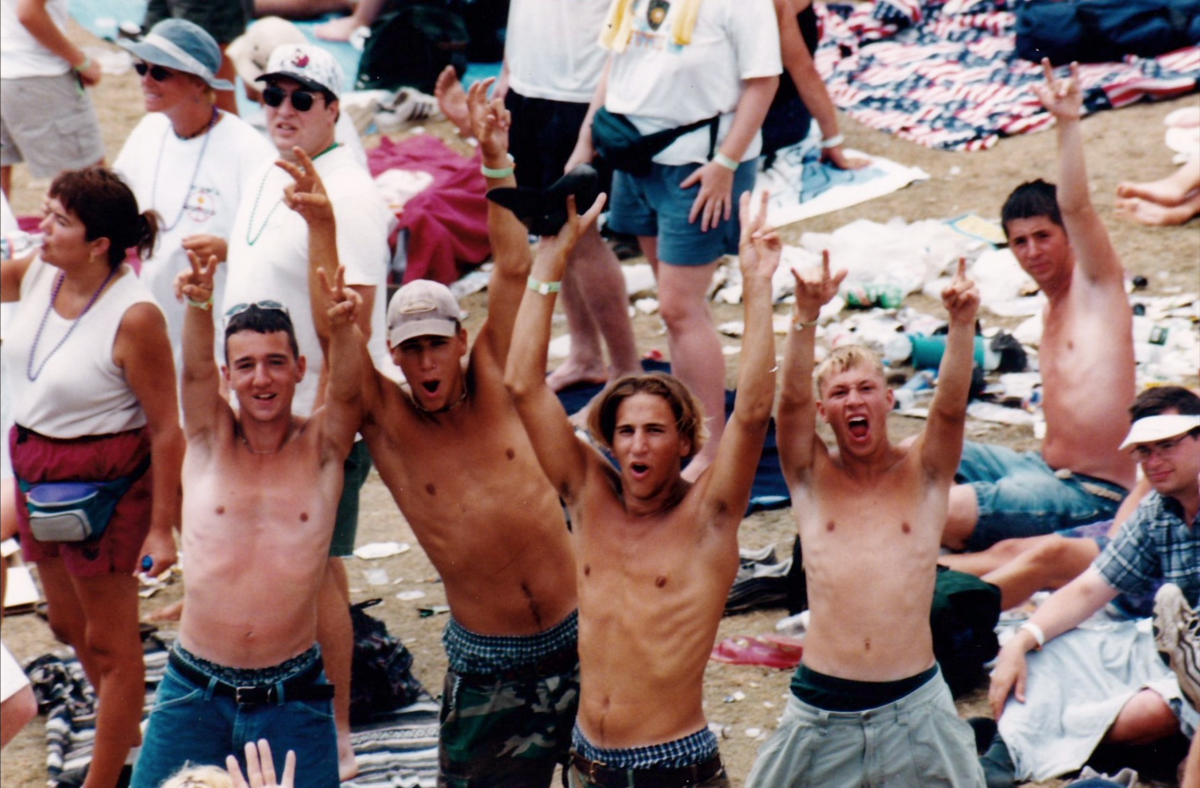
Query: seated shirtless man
[
  {"left": 504, "top": 191, "right": 778, "bottom": 786},
  {"left": 943, "top": 60, "right": 1135, "bottom": 553},
  {"left": 323, "top": 86, "right": 580, "bottom": 785},
  {"left": 747, "top": 257, "right": 985, "bottom": 787},
  {"left": 129, "top": 250, "right": 361, "bottom": 787}
]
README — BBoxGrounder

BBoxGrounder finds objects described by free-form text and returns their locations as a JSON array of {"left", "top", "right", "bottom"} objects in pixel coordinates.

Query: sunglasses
[
  {"left": 134, "top": 61, "right": 174, "bottom": 82},
  {"left": 225, "top": 300, "right": 290, "bottom": 323},
  {"left": 1129, "top": 432, "right": 1195, "bottom": 461},
  {"left": 262, "top": 85, "right": 322, "bottom": 112}
]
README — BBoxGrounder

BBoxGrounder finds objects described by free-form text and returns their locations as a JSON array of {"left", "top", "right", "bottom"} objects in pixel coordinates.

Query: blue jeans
[
  {"left": 130, "top": 646, "right": 338, "bottom": 788},
  {"left": 958, "top": 442, "right": 1126, "bottom": 551}
]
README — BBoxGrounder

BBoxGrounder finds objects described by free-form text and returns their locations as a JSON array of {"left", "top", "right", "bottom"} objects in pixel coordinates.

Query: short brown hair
[
  {"left": 588, "top": 373, "right": 707, "bottom": 461},
  {"left": 814, "top": 344, "right": 884, "bottom": 396},
  {"left": 48, "top": 168, "right": 159, "bottom": 268}
]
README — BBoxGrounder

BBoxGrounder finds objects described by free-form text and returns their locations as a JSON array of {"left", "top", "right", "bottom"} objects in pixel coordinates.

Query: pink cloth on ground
[{"left": 367, "top": 135, "right": 491, "bottom": 286}]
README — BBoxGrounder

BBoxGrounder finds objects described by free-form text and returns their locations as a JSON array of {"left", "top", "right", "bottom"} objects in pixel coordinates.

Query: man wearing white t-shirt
[{"left": 222, "top": 43, "right": 390, "bottom": 781}]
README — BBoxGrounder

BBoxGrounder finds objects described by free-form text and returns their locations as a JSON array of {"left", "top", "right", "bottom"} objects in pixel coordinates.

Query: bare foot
[
  {"left": 1116, "top": 159, "right": 1200, "bottom": 206},
  {"left": 338, "top": 734, "right": 358, "bottom": 781},
  {"left": 1115, "top": 194, "right": 1200, "bottom": 226},
  {"left": 147, "top": 599, "right": 183, "bottom": 622},
  {"left": 545, "top": 359, "right": 608, "bottom": 393},
  {"left": 434, "top": 66, "right": 472, "bottom": 138},
  {"left": 315, "top": 15, "right": 361, "bottom": 42}
]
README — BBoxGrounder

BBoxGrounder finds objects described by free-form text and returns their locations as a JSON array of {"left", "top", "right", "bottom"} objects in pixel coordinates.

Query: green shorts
[{"left": 329, "top": 440, "right": 371, "bottom": 558}]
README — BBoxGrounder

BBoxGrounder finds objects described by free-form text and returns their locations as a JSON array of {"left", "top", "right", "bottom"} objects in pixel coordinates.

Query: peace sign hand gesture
[
  {"left": 319, "top": 264, "right": 361, "bottom": 330},
  {"left": 278, "top": 147, "right": 334, "bottom": 225},
  {"left": 175, "top": 249, "right": 217, "bottom": 305},
  {"left": 737, "top": 191, "right": 782, "bottom": 282}
]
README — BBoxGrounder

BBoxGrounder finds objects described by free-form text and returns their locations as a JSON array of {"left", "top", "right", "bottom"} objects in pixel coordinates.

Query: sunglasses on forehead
[
  {"left": 262, "top": 85, "right": 322, "bottom": 112},
  {"left": 134, "top": 61, "right": 174, "bottom": 82},
  {"left": 225, "top": 300, "right": 290, "bottom": 322}
]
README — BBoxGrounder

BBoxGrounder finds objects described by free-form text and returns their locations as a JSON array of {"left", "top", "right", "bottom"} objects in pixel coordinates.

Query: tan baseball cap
[
  {"left": 387, "top": 280, "right": 463, "bottom": 346},
  {"left": 226, "top": 17, "right": 306, "bottom": 88}
]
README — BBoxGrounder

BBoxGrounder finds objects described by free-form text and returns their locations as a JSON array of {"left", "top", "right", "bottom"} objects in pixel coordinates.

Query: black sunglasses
[
  {"left": 262, "top": 85, "right": 321, "bottom": 112},
  {"left": 134, "top": 61, "right": 174, "bottom": 82}
]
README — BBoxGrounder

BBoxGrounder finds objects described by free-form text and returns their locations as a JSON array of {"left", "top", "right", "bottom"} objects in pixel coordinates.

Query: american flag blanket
[{"left": 813, "top": 0, "right": 1200, "bottom": 150}]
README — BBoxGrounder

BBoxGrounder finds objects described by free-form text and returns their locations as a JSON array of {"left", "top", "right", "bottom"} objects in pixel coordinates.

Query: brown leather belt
[{"left": 568, "top": 752, "right": 724, "bottom": 787}]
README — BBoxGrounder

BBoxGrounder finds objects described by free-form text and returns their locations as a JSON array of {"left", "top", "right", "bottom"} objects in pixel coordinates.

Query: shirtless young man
[
  {"left": 330, "top": 86, "right": 581, "bottom": 785},
  {"left": 943, "top": 59, "right": 1135, "bottom": 553},
  {"left": 129, "top": 248, "right": 362, "bottom": 788},
  {"left": 747, "top": 257, "right": 985, "bottom": 787},
  {"left": 504, "top": 191, "right": 778, "bottom": 786}
]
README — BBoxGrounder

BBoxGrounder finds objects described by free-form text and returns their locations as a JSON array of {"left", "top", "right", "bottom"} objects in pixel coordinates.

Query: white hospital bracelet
[
  {"left": 1019, "top": 622, "right": 1045, "bottom": 651},
  {"left": 820, "top": 133, "right": 845, "bottom": 149},
  {"left": 713, "top": 151, "right": 739, "bottom": 171}
]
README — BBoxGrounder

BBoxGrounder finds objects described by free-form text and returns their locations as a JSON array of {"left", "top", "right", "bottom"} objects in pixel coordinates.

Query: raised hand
[
  {"left": 278, "top": 147, "right": 333, "bottom": 225},
  {"left": 793, "top": 250, "right": 847, "bottom": 318},
  {"left": 1032, "top": 58, "right": 1083, "bottom": 121},
  {"left": 318, "top": 265, "right": 361, "bottom": 330},
  {"left": 941, "top": 257, "right": 980, "bottom": 326},
  {"left": 535, "top": 193, "right": 608, "bottom": 271},
  {"left": 175, "top": 250, "right": 217, "bottom": 305},
  {"left": 737, "top": 191, "right": 782, "bottom": 281},
  {"left": 227, "top": 739, "right": 296, "bottom": 788},
  {"left": 466, "top": 78, "right": 511, "bottom": 165}
]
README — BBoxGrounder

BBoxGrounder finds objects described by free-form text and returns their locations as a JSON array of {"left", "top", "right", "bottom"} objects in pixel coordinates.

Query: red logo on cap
[{"left": 292, "top": 53, "right": 309, "bottom": 68}]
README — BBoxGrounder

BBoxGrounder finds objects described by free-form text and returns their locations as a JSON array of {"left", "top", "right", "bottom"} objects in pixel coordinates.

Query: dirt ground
[{"left": 1, "top": 18, "right": 1198, "bottom": 788}]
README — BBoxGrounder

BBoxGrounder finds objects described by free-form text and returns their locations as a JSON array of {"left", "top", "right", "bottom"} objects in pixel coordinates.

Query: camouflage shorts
[{"left": 438, "top": 649, "right": 580, "bottom": 788}]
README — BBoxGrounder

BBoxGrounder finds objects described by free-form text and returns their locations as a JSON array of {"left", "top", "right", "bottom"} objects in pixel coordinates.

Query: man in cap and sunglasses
[
  {"left": 221, "top": 42, "right": 391, "bottom": 779},
  {"left": 987, "top": 387, "right": 1200, "bottom": 784}
]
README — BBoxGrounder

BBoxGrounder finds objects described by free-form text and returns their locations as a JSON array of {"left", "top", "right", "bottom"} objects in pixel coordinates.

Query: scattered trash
[
  {"left": 711, "top": 636, "right": 804, "bottom": 669},
  {"left": 418, "top": 605, "right": 450, "bottom": 617},
  {"left": 746, "top": 728, "right": 763, "bottom": 738},
  {"left": 364, "top": 568, "right": 390, "bottom": 586},
  {"left": 395, "top": 590, "right": 426, "bottom": 601},
  {"left": 354, "top": 542, "right": 412, "bottom": 560}
]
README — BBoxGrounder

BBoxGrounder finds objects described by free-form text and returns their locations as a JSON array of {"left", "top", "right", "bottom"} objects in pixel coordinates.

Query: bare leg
[
  {"left": 0, "top": 683, "right": 37, "bottom": 748},
  {"left": 434, "top": 66, "right": 472, "bottom": 138},
  {"left": 1116, "top": 158, "right": 1200, "bottom": 206},
  {"left": 981, "top": 535, "right": 1100, "bottom": 610},
  {"left": 1, "top": 479, "right": 15, "bottom": 620},
  {"left": 652, "top": 246, "right": 726, "bottom": 482},
  {"left": 253, "top": 0, "right": 352, "bottom": 18},
  {"left": 317, "top": 557, "right": 357, "bottom": 780},
  {"left": 1114, "top": 192, "right": 1200, "bottom": 226},
  {"left": 938, "top": 534, "right": 1050, "bottom": 578},
  {"left": 215, "top": 45, "right": 239, "bottom": 116},
  {"left": 315, "top": 0, "right": 385, "bottom": 41},
  {"left": 1103, "top": 689, "right": 1181, "bottom": 745},
  {"left": 549, "top": 265, "right": 608, "bottom": 392},
  {"left": 37, "top": 558, "right": 102, "bottom": 689},
  {"left": 573, "top": 226, "right": 639, "bottom": 380},
  {"left": 942, "top": 483, "right": 980, "bottom": 551},
  {"left": 73, "top": 571, "right": 144, "bottom": 788}
]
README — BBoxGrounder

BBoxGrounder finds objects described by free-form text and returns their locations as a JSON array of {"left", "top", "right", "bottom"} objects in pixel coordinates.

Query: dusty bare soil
[{"left": 1, "top": 18, "right": 1197, "bottom": 788}]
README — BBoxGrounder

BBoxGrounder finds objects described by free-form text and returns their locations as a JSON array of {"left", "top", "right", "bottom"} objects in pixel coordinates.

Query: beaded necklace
[
  {"left": 151, "top": 106, "right": 220, "bottom": 233},
  {"left": 245, "top": 141, "right": 340, "bottom": 246},
  {"left": 26, "top": 265, "right": 119, "bottom": 382}
]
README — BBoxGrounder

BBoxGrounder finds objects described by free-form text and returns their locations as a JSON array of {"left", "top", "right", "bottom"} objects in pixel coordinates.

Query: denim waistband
[
  {"left": 443, "top": 610, "right": 578, "bottom": 674},
  {"left": 571, "top": 725, "right": 719, "bottom": 770},
  {"left": 173, "top": 642, "right": 321, "bottom": 687}
]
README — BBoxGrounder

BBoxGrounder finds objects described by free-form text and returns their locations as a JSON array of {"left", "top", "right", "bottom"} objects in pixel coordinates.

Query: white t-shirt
[
  {"left": 605, "top": 0, "right": 781, "bottom": 166},
  {"left": 114, "top": 111, "right": 277, "bottom": 366},
  {"left": 0, "top": 0, "right": 71, "bottom": 78},
  {"left": 224, "top": 145, "right": 391, "bottom": 417},
  {"left": 6, "top": 260, "right": 159, "bottom": 438},
  {"left": 507, "top": 0, "right": 610, "bottom": 104}
]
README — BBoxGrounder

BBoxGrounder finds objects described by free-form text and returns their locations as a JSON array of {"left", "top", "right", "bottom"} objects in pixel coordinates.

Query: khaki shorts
[{"left": 0, "top": 73, "right": 104, "bottom": 178}]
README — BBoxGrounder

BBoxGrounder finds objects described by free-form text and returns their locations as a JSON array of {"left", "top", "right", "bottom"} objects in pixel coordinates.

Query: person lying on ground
[
  {"left": 313, "top": 84, "right": 582, "bottom": 786},
  {"left": 129, "top": 209, "right": 361, "bottom": 787},
  {"left": 747, "top": 257, "right": 984, "bottom": 787},
  {"left": 505, "top": 190, "right": 777, "bottom": 786},
  {"left": 1115, "top": 157, "right": 1200, "bottom": 226},
  {"left": 988, "top": 397, "right": 1200, "bottom": 782},
  {"left": 942, "top": 385, "right": 1199, "bottom": 610},
  {"left": 942, "top": 59, "right": 1135, "bottom": 553}
]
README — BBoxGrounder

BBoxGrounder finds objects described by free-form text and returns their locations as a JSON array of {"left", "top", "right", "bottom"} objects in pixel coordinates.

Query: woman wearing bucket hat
[{"left": 114, "top": 19, "right": 275, "bottom": 369}]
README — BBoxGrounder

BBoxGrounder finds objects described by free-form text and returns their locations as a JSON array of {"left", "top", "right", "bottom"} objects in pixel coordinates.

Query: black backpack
[
  {"left": 355, "top": 4, "right": 469, "bottom": 94},
  {"left": 349, "top": 599, "right": 426, "bottom": 723}
]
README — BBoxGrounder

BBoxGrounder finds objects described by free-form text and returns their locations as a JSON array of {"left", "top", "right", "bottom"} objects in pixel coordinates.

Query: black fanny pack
[
  {"left": 591, "top": 107, "right": 721, "bottom": 176},
  {"left": 18, "top": 454, "right": 150, "bottom": 543}
]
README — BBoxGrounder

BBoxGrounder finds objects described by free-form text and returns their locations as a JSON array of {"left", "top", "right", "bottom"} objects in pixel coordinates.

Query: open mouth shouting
[
  {"left": 629, "top": 461, "right": 650, "bottom": 481},
  {"left": 847, "top": 415, "right": 870, "bottom": 440}
]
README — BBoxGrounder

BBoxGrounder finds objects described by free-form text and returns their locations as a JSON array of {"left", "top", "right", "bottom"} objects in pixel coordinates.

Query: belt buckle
[
  {"left": 1054, "top": 468, "right": 1073, "bottom": 480},
  {"left": 235, "top": 685, "right": 274, "bottom": 705}
]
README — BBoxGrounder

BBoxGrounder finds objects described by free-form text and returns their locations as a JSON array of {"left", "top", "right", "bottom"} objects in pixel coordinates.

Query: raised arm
[
  {"left": 702, "top": 192, "right": 779, "bottom": 521},
  {"left": 176, "top": 252, "right": 232, "bottom": 441},
  {"left": 503, "top": 195, "right": 607, "bottom": 502},
  {"left": 918, "top": 258, "right": 978, "bottom": 480},
  {"left": 314, "top": 266, "right": 365, "bottom": 466},
  {"left": 467, "top": 79, "right": 530, "bottom": 366},
  {"left": 1033, "top": 59, "right": 1123, "bottom": 286},
  {"left": 776, "top": 250, "right": 845, "bottom": 483},
  {"left": 279, "top": 147, "right": 338, "bottom": 354}
]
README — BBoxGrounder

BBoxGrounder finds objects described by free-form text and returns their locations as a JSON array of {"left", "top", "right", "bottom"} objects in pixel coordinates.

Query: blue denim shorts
[
  {"left": 958, "top": 442, "right": 1127, "bottom": 552},
  {"left": 607, "top": 159, "right": 756, "bottom": 266}
]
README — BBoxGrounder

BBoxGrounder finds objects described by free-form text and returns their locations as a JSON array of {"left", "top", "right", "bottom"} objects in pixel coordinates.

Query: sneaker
[
  {"left": 1153, "top": 583, "right": 1200, "bottom": 711},
  {"left": 375, "top": 88, "right": 444, "bottom": 132}
]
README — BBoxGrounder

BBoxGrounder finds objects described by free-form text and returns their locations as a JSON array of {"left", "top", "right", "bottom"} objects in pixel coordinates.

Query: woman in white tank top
[{"left": 0, "top": 168, "right": 183, "bottom": 786}]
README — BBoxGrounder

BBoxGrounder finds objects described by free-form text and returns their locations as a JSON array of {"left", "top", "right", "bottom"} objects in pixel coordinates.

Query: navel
[
  {"left": 901, "top": 522, "right": 911, "bottom": 534},
  {"left": 826, "top": 520, "right": 836, "bottom": 532},
  {"left": 506, "top": 448, "right": 515, "bottom": 460},
  {"left": 300, "top": 512, "right": 308, "bottom": 522},
  {"left": 426, "top": 483, "right": 436, "bottom": 496},
  {"left": 583, "top": 564, "right": 590, "bottom": 576},
  {"left": 655, "top": 576, "right": 667, "bottom": 588},
  {"left": 215, "top": 506, "right": 225, "bottom": 515},
  {"left": 864, "top": 638, "right": 871, "bottom": 651}
]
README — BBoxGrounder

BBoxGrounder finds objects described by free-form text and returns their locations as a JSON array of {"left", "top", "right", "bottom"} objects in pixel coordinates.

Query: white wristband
[
  {"left": 820, "top": 133, "right": 845, "bottom": 149},
  {"left": 1019, "top": 622, "right": 1045, "bottom": 650},
  {"left": 713, "top": 152, "right": 739, "bottom": 171}
]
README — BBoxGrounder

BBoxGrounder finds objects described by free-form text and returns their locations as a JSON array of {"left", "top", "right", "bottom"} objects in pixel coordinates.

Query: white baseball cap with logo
[
  {"left": 258, "top": 42, "right": 344, "bottom": 99},
  {"left": 387, "top": 280, "right": 464, "bottom": 346}
]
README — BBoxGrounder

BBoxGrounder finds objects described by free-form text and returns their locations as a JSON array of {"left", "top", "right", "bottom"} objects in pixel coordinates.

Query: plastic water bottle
[{"left": 1, "top": 231, "right": 44, "bottom": 260}]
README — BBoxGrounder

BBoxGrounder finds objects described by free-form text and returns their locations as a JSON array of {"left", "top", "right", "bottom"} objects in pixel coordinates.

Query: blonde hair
[
  {"left": 160, "top": 765, "right": 234, "bottom": 788},
  {"left": 814, "top": 345, "right": 885, "bottom": 396},
  {"left": 588, "top": 373, "right": 708, "bottom": 460}
]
